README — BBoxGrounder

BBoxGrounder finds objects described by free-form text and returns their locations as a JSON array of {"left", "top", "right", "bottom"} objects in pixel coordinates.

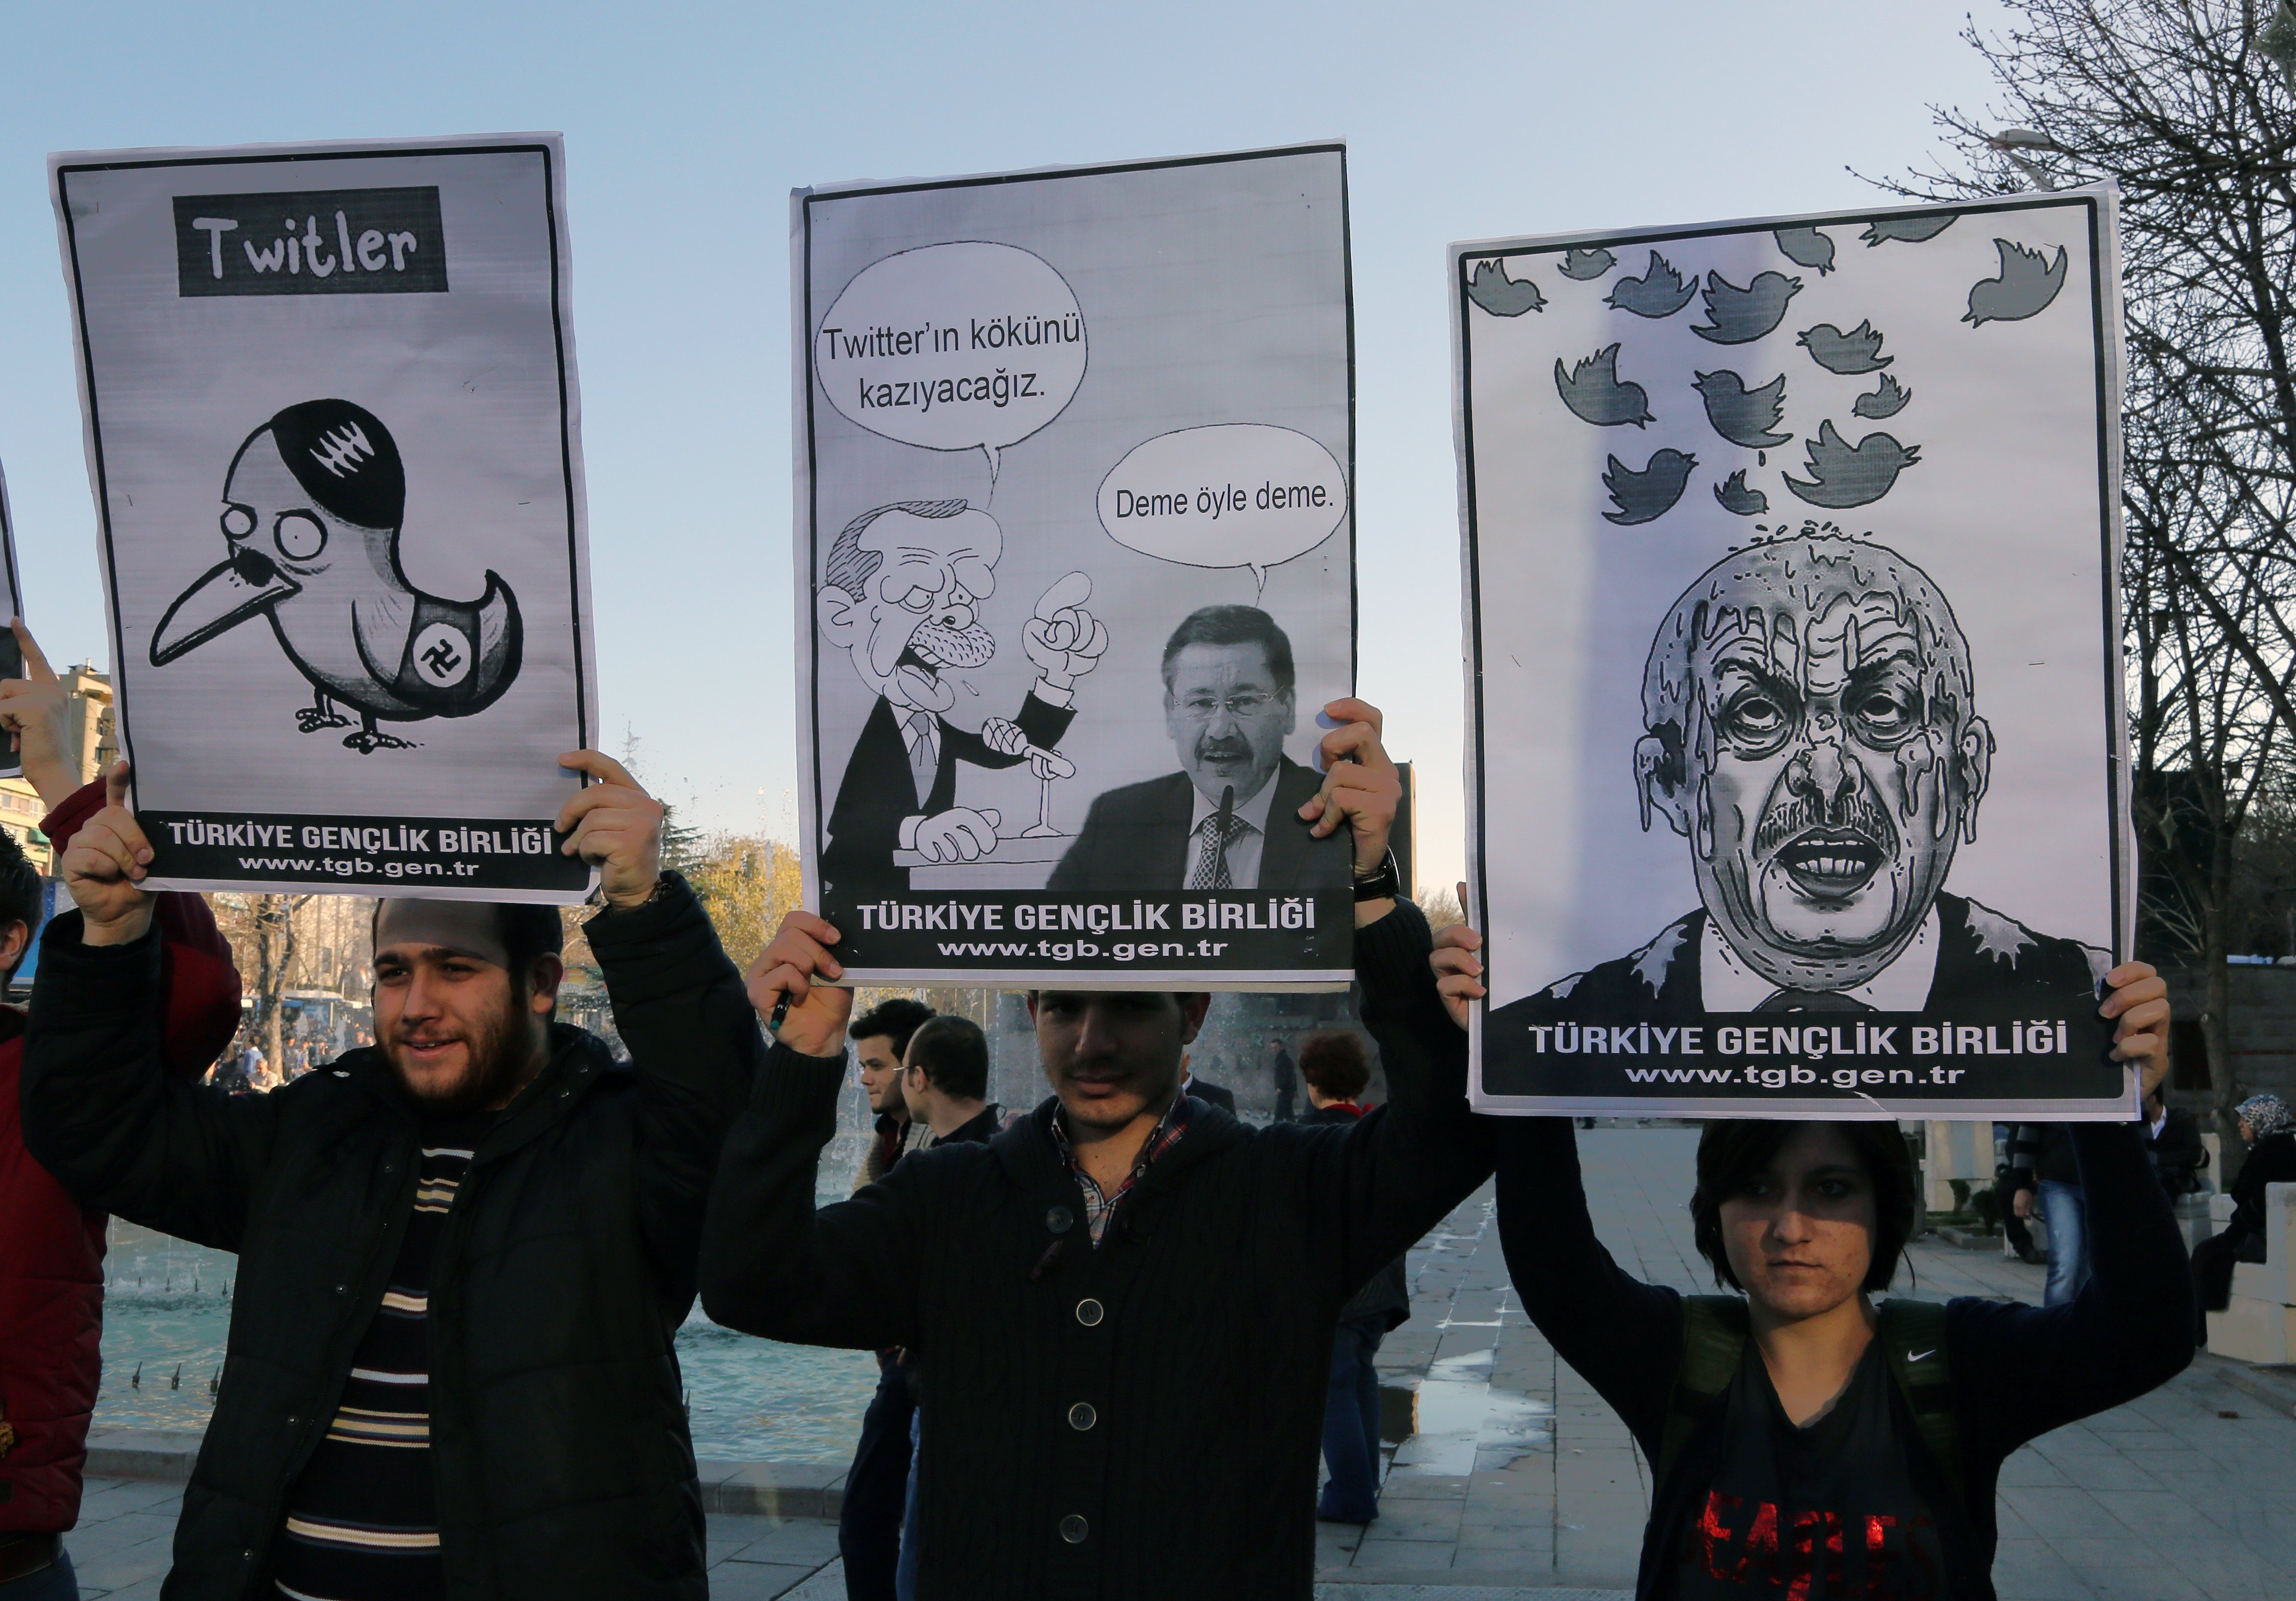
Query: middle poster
[{"left": 796, "top": 144, "right": 1356, "bottom": 988}]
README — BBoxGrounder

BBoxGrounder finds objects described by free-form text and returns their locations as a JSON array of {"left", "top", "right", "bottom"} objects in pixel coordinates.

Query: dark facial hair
[{"left": 389, "top": 978, "right": 543, "bottom": 1118}]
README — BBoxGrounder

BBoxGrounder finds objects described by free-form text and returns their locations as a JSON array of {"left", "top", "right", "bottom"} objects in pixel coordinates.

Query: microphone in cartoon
[{"left": 150, "top": 400, "right": 521, "bottom": 753}]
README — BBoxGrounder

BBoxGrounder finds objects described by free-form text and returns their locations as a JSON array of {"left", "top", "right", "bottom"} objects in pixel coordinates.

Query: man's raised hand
[
  {"left": 2101, "top": 959, "right": 2172, "bottom": 1097},
  {"left": 1300, "top": 698, "right": 1401, "bottom": 877},
  {"left": 556, "top": 751, "right": 664, "bottom": 909},
  {"left": 1430, "top": 893, "right": 1487, "bottom": 1032},
  {"left": 64, "top": 761, "right": 155, "bottom": 947},
  {"left": 746, "top": 910, "right": 854, "bottom": 1058},
  {"left": 0, "top": 621, "right": 78, "bottom": 808}
]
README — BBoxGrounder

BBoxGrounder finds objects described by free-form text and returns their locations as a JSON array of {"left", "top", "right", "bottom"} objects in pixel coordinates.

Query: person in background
[
  {"left": 2193, "top": 1094, "right": 2296, "bottom": 1327},
  {"left": 2142, "top": 1086, "right": 2207, "bottom": 1202},
  {"left": 2010, "top": 1124, "right": 2091, "bottom": 1306},
  {"left": 839, "top": 998, "right": 936, "bottom": 1601},
  {"left": 0, "top": 621, "right": 240, "bottom": 1601},
  {"left": 889, "top": 1016, "right": 1004, "bottom": 1601},
  {"left": 1295, "top": 1030, "right": 1409, "bottom": 1525},
  {"left": 23, "top": 751, "right": 758, "bottom": 1598},
  {"left": 1991, "top": 1122, "right": 2042, "bottom": 1265},
  {"left": 1178, "top": 1050, "right": 1235, "bottom": 1112},
  {"left": 1271, "top": 1035, "right": 1298, "bottom": 1124}
]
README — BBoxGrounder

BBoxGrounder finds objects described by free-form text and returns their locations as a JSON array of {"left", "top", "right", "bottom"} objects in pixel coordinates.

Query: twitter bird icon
[
  {"left": 1783, "top": 420, "right": 1920, "bottom": 509},
  {"left": 1693, "top": 270, "right": 1802, "bottom": 345},
  {"left": 1467, "top": 258, "right": 1546, "bottom": 317},
  {"left": 1713, "top": 470, "right": 1769, "bottom": 516},
  {"left": 1965, "top": 238, "right": 2069, "bottom": 326},
  {"left": 1603, "top": 449, "right": 1697, "bottom": 525},
  {"left": 1558, "top": 247, "right": 1616, "bottom": 281},
  {"left": 1605, "top": 252, "right": 1697, "bottom": 318},
  {"left": 1798, "top": 320, "right": 1895, "bottom": 375},
  {"left": 1852, "top": 373, "right": 1912, "bottom": 420},
  {"left": 1692, "top": 370, "right": 1793, "bottom": 450},
  {"left": 1773, "top": 227, "right": 1836, "bottom": 275},
  {"left": 1554, "top": 344, "right": 1655, "bottom": 428},
  {"left": 1860, "top": 213, "right": 1958, "bottom": 247}
]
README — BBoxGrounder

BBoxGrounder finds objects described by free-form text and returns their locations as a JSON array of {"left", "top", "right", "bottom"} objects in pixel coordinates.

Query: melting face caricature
[
  {"left": 1633, "top": 535, "right": 1993, "bottom": 992},
  {"left": 150, "top": 399, "right": 522, "bottom": 754}
]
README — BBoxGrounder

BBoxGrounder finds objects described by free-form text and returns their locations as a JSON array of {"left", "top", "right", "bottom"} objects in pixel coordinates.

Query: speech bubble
[
  {"left": 1096, "top": 424, "right": 1349, "bottom": 594},
  {"left": 815, "top": 241, "right": 1087, "bottom": 485}
]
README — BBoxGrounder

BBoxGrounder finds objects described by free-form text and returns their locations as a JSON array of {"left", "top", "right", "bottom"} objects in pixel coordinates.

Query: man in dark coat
[
  {"left": 1048, "top": 605, "right": 1348, "bottom": 893},
  {"left": 22, "top": 752, "right": 759, "bottom": 1601},
  {"left": 702, "top": 698, "right": 1484, "bottom": 1600}
]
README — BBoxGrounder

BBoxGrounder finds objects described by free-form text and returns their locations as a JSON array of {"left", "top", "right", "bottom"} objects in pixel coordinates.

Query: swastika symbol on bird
[{"left": 413, "top": 622, "right": 471, "bottom": 686}]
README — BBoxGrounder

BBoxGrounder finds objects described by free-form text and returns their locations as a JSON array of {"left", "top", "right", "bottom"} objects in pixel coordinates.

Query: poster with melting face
[
  {"left": 797, "top": 144, "right": 1355, "bottom": 987},
  {"left": 1458, "top": 187, "right": 2134, "bottom": 1118},
  {"left": 0, "top": 459, "right": 24, "bottom": 779},
  {"left": 52, "top": 135, "right": 596, "bottom": 902}
]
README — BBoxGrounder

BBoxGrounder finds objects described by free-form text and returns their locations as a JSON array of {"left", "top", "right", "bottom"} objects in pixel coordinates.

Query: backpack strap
[
  {"left": 1657, "top": 1294, "right": 1750, "bottom": 1488},
  {"left": 1877, "top": 1298, "right": 1965, "bottom": 1509}
]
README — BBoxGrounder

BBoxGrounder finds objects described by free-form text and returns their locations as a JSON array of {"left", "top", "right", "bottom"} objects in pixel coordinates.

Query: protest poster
[
  {"left": 796, "top": 143, "right": 1356, "bottom": 987},
  {"left": 1456, "top": 187, "right": 2133, "bottom": 1117},
  {"left": 0, "top": 460, "right": 25, "bottom": 778},
  {"left": 52, "top": 135, "right": 596, "bottom": 902}
]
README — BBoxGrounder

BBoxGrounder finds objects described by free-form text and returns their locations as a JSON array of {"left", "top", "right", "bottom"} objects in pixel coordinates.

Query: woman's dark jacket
[
  {"left": 696, "top": 902, "right": 1488, "bottom": 1601},
  {"left": 2194, "top": 1129, "right": 2296, "bottom": 1308},
  {"left": 1490, "top": 1111, "right": 2193, "bottom": 1601},
  {"left": 1299, "top": 1102, "right": 1410, "bottom": 1329},
  {"left": 19, "top": 878, "right": 760, "bottom": 1601}
]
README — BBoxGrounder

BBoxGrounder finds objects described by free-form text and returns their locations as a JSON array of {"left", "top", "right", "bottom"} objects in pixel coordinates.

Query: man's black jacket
[
  {"left": 20, "top": 877, "right": 759, "bottom": 1601},
  {"left": 697, "top": 902, "right": 1487, "bottom": 1600}
]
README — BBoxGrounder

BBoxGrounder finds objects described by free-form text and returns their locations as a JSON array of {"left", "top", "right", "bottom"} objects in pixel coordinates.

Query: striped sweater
[{"left": 271, "top": 1120, "right": 487, "bottom": 1600}]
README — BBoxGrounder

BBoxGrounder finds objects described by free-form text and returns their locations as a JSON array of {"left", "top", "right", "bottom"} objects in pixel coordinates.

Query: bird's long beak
[{"left": 150, "top": 549, "right": 302, "bottom": 666}]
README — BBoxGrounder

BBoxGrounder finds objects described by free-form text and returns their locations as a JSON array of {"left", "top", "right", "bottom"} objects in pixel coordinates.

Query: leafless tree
[{"left": 1877, "top": 0, "right": 2296, "bottom": 1167}]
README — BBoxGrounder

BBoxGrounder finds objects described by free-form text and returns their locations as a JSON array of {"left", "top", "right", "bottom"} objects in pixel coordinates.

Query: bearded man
[
  {"left": 1484, "top": 534, "right": 2106, "bottom": 1091},
  {"left": 21, "top": 752, "right": 759, "bottom": 1601}
]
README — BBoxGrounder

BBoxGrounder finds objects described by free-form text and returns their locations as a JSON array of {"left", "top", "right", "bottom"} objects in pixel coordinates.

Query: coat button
[
  {"left": 1046, "top": 1206, "right": 1073, "bottom": 1234},
  {"left": 1059, "top": 1514, "right": 1088, "bottom": 1544},
  {"left": 1068, "top": 1402, "right": 1096, "bottom": 1431},
  {"left": 1074, "top": 1298, "right": 1104, "bottom": 1326}
]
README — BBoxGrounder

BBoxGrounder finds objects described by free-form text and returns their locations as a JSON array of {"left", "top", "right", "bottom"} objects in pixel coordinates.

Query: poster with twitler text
[
  {"left": 1458, "top": 188, "right": 2135, "bottom": 1119},
  {"left": 797, "top": 144, "right": 1356, "bottom": 988},
  {"left": 53, "top": 135, "right": 597, "bottom": 902}
]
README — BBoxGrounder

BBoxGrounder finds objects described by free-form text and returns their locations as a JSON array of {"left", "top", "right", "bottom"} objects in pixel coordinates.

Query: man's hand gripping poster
[
  {"left": 1457, "top": 189, "right": 2136, "bottom": 1118},
  {"left": 797, "top": 144, "right": 1356, "bottom": 987},
  {"left": 52, "top": 135, "right": 597, "bottom": 902}
]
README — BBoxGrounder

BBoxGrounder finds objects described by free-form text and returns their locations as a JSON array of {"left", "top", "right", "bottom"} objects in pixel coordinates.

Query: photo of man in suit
[
  {"left": 817, "top": 500, "right": 1105, "bottom": 901},
  {"left": 1487, "top": 533, "right": 2104, "bottom": 1068},
  {"left": 1048, "top": 604, "right": 1348, "bottom": 892}
]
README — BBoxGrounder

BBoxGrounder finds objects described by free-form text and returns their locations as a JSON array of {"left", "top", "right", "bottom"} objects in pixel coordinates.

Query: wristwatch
[{"left": 1352, "top": 850, "right": 1400, "bottom": 903}]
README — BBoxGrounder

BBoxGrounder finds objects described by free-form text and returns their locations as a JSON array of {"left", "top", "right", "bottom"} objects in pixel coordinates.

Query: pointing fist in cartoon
[
  {"left": 1025, "top": 571, "right": 1107, "bottom": 691},
  {"left": 981, "top": 717, "right": 1030, "bottom": 757}
]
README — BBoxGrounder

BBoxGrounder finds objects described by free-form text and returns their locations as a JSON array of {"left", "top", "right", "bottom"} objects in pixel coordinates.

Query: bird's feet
[
  {"left": 297, "top": 707, "right": 352, "bottom": 733},
  {"left": 343, "top": 729, "right": 418, "bottom": 754}
]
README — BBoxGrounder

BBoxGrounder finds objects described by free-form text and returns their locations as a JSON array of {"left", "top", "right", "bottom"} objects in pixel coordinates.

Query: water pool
[{"left": 98, "top": 1219, "right": 877, "bottom": 1463}]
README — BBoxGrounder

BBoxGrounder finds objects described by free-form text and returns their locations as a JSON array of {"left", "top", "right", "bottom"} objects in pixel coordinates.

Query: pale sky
[{"left": 0, "top": 0, "right": 2011, "bottom": 891}]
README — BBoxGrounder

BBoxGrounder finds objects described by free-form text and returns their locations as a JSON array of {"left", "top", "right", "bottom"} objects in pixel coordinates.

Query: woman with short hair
[{"left": 1426, "top": 918, "right": 2192, "bottom": 1601}]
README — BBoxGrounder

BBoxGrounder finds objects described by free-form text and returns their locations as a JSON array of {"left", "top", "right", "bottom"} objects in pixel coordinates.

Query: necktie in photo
[{"left": 1189, "top": 788, "right": 1245, "bottom": 889}]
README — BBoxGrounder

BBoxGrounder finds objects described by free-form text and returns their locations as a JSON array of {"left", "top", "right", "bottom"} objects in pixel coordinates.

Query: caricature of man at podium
[{"left": 817, "top": 499, "right": 1104, "bottom": 901}]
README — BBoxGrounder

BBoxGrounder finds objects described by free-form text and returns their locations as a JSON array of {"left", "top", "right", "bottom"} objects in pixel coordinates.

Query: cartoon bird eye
[
  {"left": 274, "top": 511, "right": 327, "bottom": 562},
  {"left": 221, "top": 505, "right": 256, "bottom": 540}
]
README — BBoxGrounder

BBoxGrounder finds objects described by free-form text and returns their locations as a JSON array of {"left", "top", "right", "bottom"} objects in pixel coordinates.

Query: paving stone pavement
[
  {"left": 55, "top": 1129, "right": 2296, "bottom": 1600},
  {"left": 1316, "top": 1125, "right": 2296, "bottom": 1599}
]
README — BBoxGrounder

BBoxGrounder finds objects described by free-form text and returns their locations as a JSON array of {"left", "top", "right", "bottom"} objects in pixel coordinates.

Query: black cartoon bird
[
  {"left": 1797, "top": 320, "right": 1894, "bottom": 374},
  {"left": 1692, "top": 270, "right": 1802, "bottom": 345},
  {"left": 1713, "top": 470, "right": 1769, "bottom": 516},
  {"left": 1964, "top": 238, "right": 2069, "bottom": 326},
  {"left": 1851, "top": 373, "right": 1912, "bottom": 420},
  {"left": 1860, "top": 212, "right": 1957, "bottom": 247},
  {"left": 1773, "top": 226, "right": 1836, "bottom": 275},
  {"left": 1605, "top": 251, "right": 1697, "bottom": 318},
  {"left": 1782, "top": 420, "right": 1920, "bottom": 508},
  {"left": 1692, "top": 369, "right": 1793, "bottom": 449},
  {"left": 150, "top": 399, "right": 522, "bottom": 754},
  {"left": 1558, "top": 247, "right": 1616, "bottom": 281},
  {"left": 1466, "top": 258, "right": 1546, "bottom": 316},
  {"left": 1603, "top": 448, "right": 1697, "bottom": 525},
  {"left": 1554, "top": 344, "right": 1654, "bottom": 428}
]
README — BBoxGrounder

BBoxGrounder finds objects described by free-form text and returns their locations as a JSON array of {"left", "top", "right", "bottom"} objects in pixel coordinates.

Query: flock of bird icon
[{"left": 1466, "top": 208, "right": 2072, "bottom": 527}]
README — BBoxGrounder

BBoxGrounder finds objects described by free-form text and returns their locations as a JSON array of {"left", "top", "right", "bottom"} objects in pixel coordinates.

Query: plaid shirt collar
[{"left": 1051, "top": 1087, "right": 1196, "bottom": 1246}]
